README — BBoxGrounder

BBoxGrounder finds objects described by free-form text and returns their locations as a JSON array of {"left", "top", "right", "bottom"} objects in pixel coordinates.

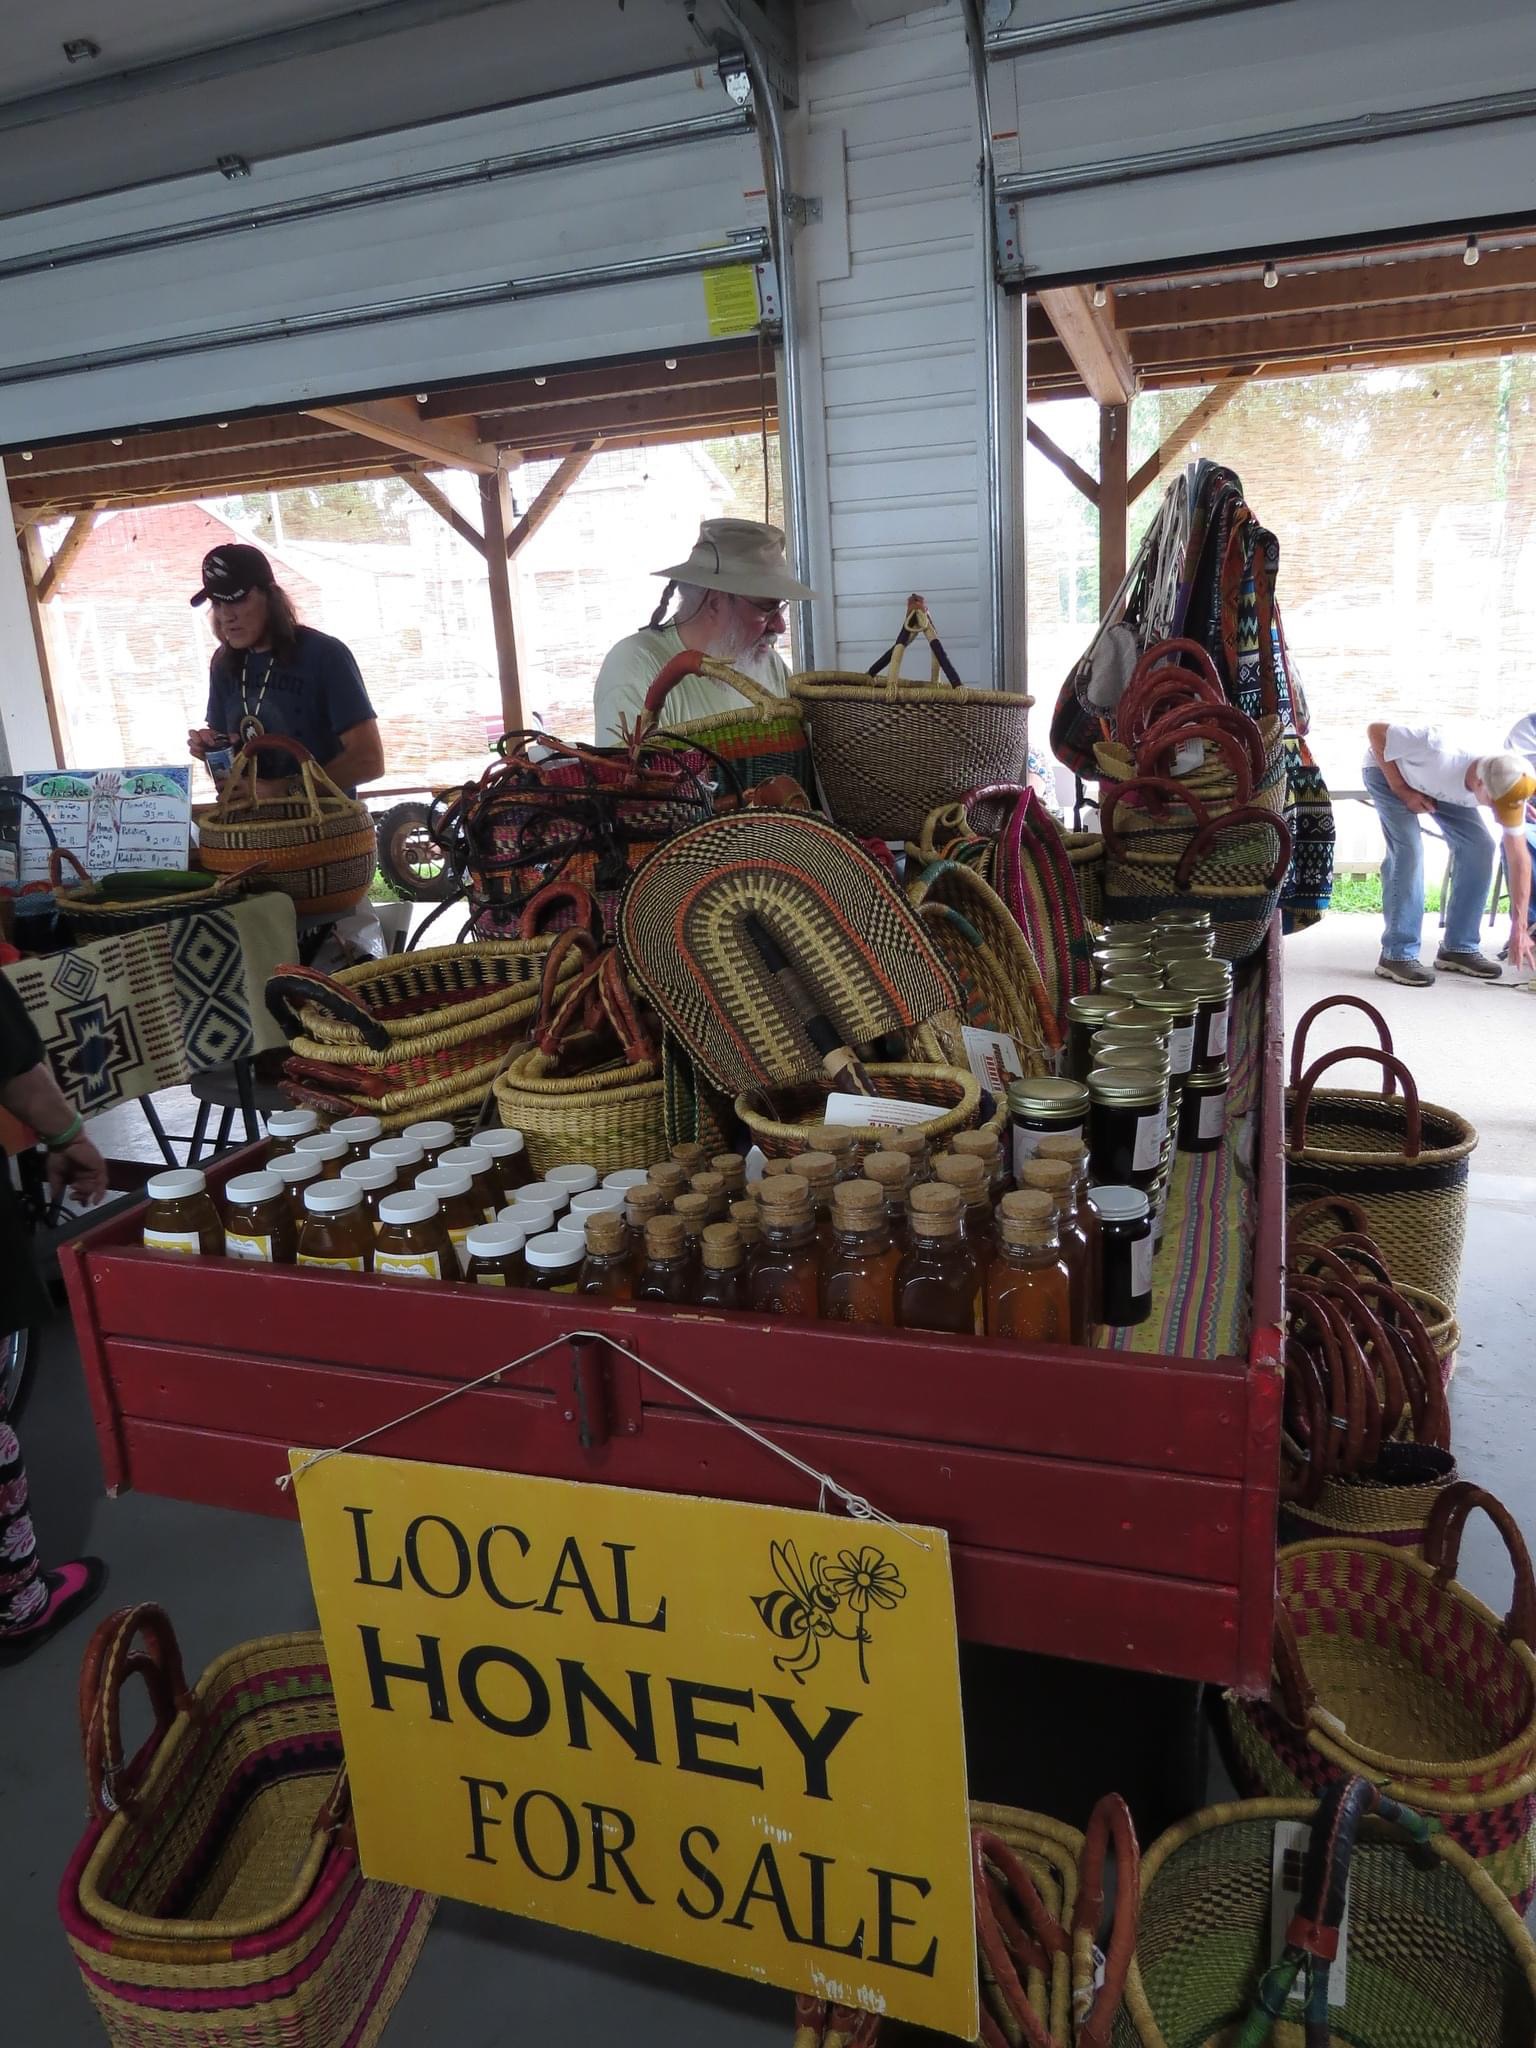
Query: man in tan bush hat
[{"left": 592, "top": 517, "right": 814, "bottom": 744}]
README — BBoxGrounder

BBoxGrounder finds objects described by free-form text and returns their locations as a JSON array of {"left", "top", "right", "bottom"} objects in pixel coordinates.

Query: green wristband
[{"left": 43, "top": 1111, "right": 84, "bottom": 1151}]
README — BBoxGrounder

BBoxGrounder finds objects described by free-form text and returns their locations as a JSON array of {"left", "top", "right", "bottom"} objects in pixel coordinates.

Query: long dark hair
[{"left": 212, "top": 581, "right": 302, "bottom": 671}]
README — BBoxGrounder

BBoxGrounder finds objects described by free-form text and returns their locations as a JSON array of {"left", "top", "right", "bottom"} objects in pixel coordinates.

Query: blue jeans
[{"left": 1362, "top": 758, "right": 1495, "bottom": 959}]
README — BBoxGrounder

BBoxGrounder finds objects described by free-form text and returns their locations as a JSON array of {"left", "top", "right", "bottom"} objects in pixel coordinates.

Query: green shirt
[{"left": 591, "top": 623, "right": 789, "bottom": 745}]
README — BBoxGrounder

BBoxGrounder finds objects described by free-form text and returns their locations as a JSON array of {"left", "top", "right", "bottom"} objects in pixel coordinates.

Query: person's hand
[
  {"left": 1402, "top": 789, "right": 1436, "bottom": 814},
  {"left": 1511, "top": 923, "right": 1536, "bottom": 972},
  {"left": 47, "top": 1133, "right": 108, "bottom": 1207},
  {"left": 188, "top": 727, "right": 222, "bottom": 761}
]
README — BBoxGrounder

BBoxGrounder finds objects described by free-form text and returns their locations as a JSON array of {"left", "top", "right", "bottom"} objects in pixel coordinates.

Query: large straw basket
[
  {"left": 198, "top": 734, "right": 375, "bottom": 917},
  {"left": 639, "top": 649, "right": 811, "bottom": 792},
  {"left": 1285, "top": 1000, "right": 1476, "bottom": 1307},
  {"left": 906, "top": 858, "right": 1053, "bottom": 1080},
  {"left": 60, "top": 1603, "right": 434, "bottom": 2048},
  {"left": 1104, "top": 796, "right": 1292, "bottom": 965},
  {"left": 1111, "top": 1781, "right": 1536, "bottom": 2048},
  {"left": 51, "top": 849, "right": 261, "bottom": 939},
  {"left": 790, "top": 597, "right": 1031, "bottom": 841},
  {"left": 267, "top": 939, "right": 566, "bottom": 1055},
  {"left": 736, "top": 1062, "right": 981, "bottom": 1159},
  {"left": 1224, "top": 1485, "right": 1536, "bottom": 1911}
]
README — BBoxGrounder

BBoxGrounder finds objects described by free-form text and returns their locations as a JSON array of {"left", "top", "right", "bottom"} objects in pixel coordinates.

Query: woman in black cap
[{"left": 186, "top": 543, "right": 385, "bottom": 795}]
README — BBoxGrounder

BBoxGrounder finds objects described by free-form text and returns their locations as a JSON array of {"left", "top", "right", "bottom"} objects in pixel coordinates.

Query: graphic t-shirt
[{"left": 207, "top": 626, "right": 375, "bottom": 790}]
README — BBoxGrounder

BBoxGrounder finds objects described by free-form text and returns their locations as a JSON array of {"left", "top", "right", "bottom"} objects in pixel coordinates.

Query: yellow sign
[
  {"left": 704, "top": 262, "right": 762, "bottom": 337},
  {"left": 293, "top": 1452, "right": 977, "bottom": 2035}
]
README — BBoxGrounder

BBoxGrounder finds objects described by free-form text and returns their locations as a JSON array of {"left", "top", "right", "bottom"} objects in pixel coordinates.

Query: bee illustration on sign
[{"left": 751, "top": 1539, "right": 906, "bottom": 1686}]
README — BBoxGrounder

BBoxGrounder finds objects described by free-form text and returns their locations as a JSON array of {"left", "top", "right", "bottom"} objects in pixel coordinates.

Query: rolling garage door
[
  {"left": 984, "top": 0, "right": 1536, "bottom": 286},
  {"left": 0, "top": 61, "right": 776, "bottom": 447}
]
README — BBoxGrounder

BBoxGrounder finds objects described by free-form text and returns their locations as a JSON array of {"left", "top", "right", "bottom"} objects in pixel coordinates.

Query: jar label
[
  {"left": 297, "top": 1254, "right": 366, "bottom": 1271},
  {"left": 143, "top": 1228, "right": 202, "bottom": 1256},
  {"left": 474, "top": 1271, "right": 509, "bottom": 1286},
  {"left": 1199, "top": 1092, "right": 1227, "bottom": 1140},
  {"left": 224, "top": 1232, "right": 274, "bottom": 1262},
  {"left": 1168, "top": 1022, "right": 1196, "bottom": 1075},
  {"left": 1131, "top": 1233, "right": 1153, "bottom": 1300},
  {"left": 1132, "top": 1112, "right": 1162, "bottom": 1172},
  {"left": 1012, "top": 1119, "right": 1082, "bottom": 1178},
  {"left": 376, "top": 1249, "right": 445, "bottom": 1279},
  {"left": 1207, "top": 1006, "right": 1230, "bottom": 1057}
]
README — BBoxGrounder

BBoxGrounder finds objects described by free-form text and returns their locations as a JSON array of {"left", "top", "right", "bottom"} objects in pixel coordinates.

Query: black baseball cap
[{"left": 190, "top": 543, "right": 274, "bottom": 607}]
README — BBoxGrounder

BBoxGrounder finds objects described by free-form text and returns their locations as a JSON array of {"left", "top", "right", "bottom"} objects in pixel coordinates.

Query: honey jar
[
  {"left": 296, "top": 1181, "right": 373, "bottom": 1271},
  {"left": 221, "top": 1170, "right": 296, "bottom": 1264},
  {"left": 142, "top": 1168, "right": 224, "bottom": 1257},
  {"left": 469, "top": 1126, "right": 534, "bottom": 1198},
  {"left": 464, "top": 1219, "right": 527, "bottom": 1287},
  {"left": 373, "top": 1191, "right": 454, "bottom": 1282}
]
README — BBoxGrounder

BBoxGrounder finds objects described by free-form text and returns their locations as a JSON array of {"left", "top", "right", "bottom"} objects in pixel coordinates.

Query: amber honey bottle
[
  {"left": 987, "top": 1192, "right": 1072, "bottom": 1341},
  {"left": 895, "top": 1183, "right": 982, "bottom": 1336},
  {"left": 951, "top": 1126, "right": 1010, "bottom": 1201},
  {"left": 579, "top": 1210, "right": 634, "bottom": 1301},
  {"left": 696, "top": 1223, "right": 748, "bottom": 1311},
  {"left": 689, "top": 1170, "right": 730, "bottom": 1223},
  {"left": 293, "top": 1132, "right": 349, "bottom": 1181},
  {"left": 669, "top": 1141, "right": 710, "bottom": 1174},
  {"left": 1017, "top": 1159, "right": 1089, "bottom": 1342},
  {"left": 885, "top": 1127, "right": 934, "bottom": 1183},
  {"left": 373, "top": 1192, "right": 454, "bottom": 1284},
  {"left": 469, "top": 1126, "right": 535, "bottom": 1200},
  {"left": 815, "top": 1127, "right": 866, "bottom": 1181},
  {"left": 862, "top": 1149, "right": 914, "bottom": 1254},
  {"left": 710, "top": 1154, "right": 747, "bottom": 1202},
  {"left": 625, "top": 1182, "right": 669, "bottom": 1268},
  {"left": 296, "top": 1180, "right": 373, "bottom": 1272},
  {"left": 637, "top": 1212, "right": 694, "bottom": 1305},
  {"left": 794, "top": 1151, "right": 838, "bottom": 1260},
  {"left": 933, "top": 1154, "right": 995, "bottom": 1279},
  {"left": 729, "top": 1199, "right": 763, "bottom": 1284},
  {"left": 647, "top": 1160, "right": 691, "bottom": 1204},
  {"left": 672, "top": 1191, "right": 712, "bottom": 1288},
  {"left": 749, "top": 1176, "right": 820, "bottom": 1319},
  {"left": 819, "top": 1179, "right": 899, "bottom": 1326}
]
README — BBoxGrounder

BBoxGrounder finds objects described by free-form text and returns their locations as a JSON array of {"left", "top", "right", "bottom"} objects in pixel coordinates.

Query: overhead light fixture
[
  {"left": 665, "top": 357, "right": 679, "bottom": 370},
  {"left": 1262, "top": 261, "right": 1278, "bottom": 290},
  {"left": 1091, "top": 283, "right": 1107, "bottom": 309},
  {"left": 534, "top": 376, "right": 547, "bottom": 387},
  {"left": 415, "top": 393, "right": 428, "bottom": 404},
  {"left": 20, "top": 450, "right": 32, "bottom": 461},
  {"left": 217, "top": 422, "right": 228, "bottom": 430},
  {"left": 111, "top": 437, "right": 123, "bottom": 446},
  {"left": 62, "top": 37, "right": 100, "bottom": 62},
  {"left": 1464, "top": 233, "right": 1480, "bottom": 267}
]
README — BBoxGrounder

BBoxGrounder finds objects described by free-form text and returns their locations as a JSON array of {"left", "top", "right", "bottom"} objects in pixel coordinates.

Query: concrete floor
[{"left": 2, "top": 913, "right": 1530, "bottom": 2041}]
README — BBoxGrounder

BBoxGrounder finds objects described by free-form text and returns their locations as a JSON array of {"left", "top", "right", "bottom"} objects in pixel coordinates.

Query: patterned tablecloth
[
  {"left": 1099, "top": 958, "right": 1265, "bottom": 1363},
  {"left": 2, "top": 894, "right": 298, "bottom": 1118}
]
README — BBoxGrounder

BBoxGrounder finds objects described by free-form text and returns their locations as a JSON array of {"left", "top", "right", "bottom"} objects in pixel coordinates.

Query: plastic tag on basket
[
  {"left": 823, "top": 1093, "right": 950, "bottom": 1131},
  {"left": 1173, "top": 738, "right": 1205, "bottom": 775},
  {"left": 961, "top": 1026, "right": 1024, "bottom": 1096},
  {"left": 1270, "top": 1822, "right": 1349, "bottom": 2006}
]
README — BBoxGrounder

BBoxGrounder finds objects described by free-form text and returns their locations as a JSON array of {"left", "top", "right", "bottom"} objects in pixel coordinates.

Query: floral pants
[{"left": 0, "top": 1421, "right": 44, "bottom": 1630}]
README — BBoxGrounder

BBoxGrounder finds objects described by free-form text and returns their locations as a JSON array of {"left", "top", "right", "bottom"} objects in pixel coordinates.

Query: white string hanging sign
[{"left": 278, "top": 1328, "right": 929, "bottom": 1550}]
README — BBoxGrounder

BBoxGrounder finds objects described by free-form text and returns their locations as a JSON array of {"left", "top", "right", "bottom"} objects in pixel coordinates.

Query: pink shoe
[{"left": 0, "top": 1557, "right": 106, "bottom": 1665}]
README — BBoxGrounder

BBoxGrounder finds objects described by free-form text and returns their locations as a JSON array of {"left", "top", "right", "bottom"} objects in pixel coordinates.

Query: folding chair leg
[
  {"left": 186, "top": 1098, "right": 212, "bottom": 1167},
  {"left": 235, "top": 1055, "right": 259, "bottom": 1144},
  {"left": 214, "top": 1106, "right": 235, "bottom": 1153},
  {"left": 139, "top": 1093, "right": 179, "bottom": 1168}
]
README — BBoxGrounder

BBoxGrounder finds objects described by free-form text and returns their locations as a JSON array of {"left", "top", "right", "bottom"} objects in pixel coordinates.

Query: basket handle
[
  {"left": 1125, "top": 637, "right": 1225, "bottom": 699},
  {"left": 1171, "top": 805, "right": 1293, "bottom": 893},
  {"left": 1133, "top": 713, "right": 1255, "bottom": 808},
  {"left": 1119, "top": 667, "right": 1228, "bottom": 746},
  {"left": 1098, "top": 776, "right": 1212, "bottom": 859},
  {"left": 1073, "top": 1794, "right": 1140, "bottom": 2048},
  {"left": 533, "top": 926, "right": 600, "bottom": 1034},
  {"left": 1267, "top": 1606, "right": 1320, "bottom": 1725},
  {"left": 1289, "top": 1239, "right": 1394, "bottom": 1291},
  {"left": 970, "top": 1831, "right": 1064, "bottom": 2048},
  {"left": 869, "top": 594, "right": 964, "bottom": 692},
  {"left": 1281, "top": 1337, "right": 1332, "bottom": 1507},
  {"left": 517, "top": 878, "right": 604, "bottom": 943},
  {"left": 641, "top": 649, "right": 784, "bottom": 720},
  {"left": 1421, "top": 1484, "right": 1536, "bottom": 1646},
  {"left": 1137, "top": 701, "right": 1267, "bottom": 783},
  {"left": 1288, "top": 1283, "right": 1371, "bottom": 1475},
  {"left": 48, "top": 847, "right": 94, "bottom": 890},
  {"left": 1346, "top": 1276, "right": 1450, "bottom": 1450},
  {"left": 213, "top": 732, "right": 336, "bottom": 825},
  {"left": 79, "top": 1602, "right": 194, "bottom": 1819},
  {"left": 1289, "top": 996, "right": 1396, "bottom": 1092},
  {"left": 1288, "top": 1045, "right": 1422, "bottom": 1159},
  {"left": 1301, "top": 1274, "right": 1409, "bottom": 1464}
]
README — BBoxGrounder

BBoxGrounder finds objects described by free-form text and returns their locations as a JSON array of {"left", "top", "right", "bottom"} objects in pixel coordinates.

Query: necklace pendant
[{"left": 238, "top": 714, "right": 266, "bottom": 746}]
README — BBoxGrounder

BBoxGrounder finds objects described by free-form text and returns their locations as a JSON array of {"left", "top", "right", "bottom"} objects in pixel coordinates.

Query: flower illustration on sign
[{"left": 751, "top": 1539, "right": 906, "bottom": 1686}]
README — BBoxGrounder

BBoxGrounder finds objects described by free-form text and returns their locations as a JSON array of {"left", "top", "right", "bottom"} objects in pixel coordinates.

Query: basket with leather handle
[
  {"left": 196, "top": 733, "right": 376, "bottom": 917},
  {"left": 1094, "top": 719, "right": 1259, "bottom": 835},
  {"left": 1222, "top": 1484, "right": 1536, "bottom": 1912},
  {"left": 636, "top": 649, "right": 811, "bottom": 793},
  {"left": 59, "top": 1602, "right": 434, "bottom": 2048},
  {"left": 1284, "top": 995, "right": 1476, "bottom": 1307},
  {"left": 1113, "top": 1775, "right": 1536, "bottom": 2047},
  {"left": 962, "top": 784, "right": 1093, "bottom": 1046},
  {"left": 790, "top": 595, "right": 1032, "bottom": 841},
  {"left": 50, "top": 847, "right": 265, "bottom": 938},
  {"left": 493, "top": 925, "right": 665, "bottom": 1174},
  {"left": 906, "top": 857, "right": 1054, "bottom": 1080},
  {"left": 1103, "top": 788, "right": 1292, "bottom": 963}
]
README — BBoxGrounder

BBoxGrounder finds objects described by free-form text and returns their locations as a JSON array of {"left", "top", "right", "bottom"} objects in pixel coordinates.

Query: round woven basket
[
  {"left": 905, "top": 859, "right": 1053, "bottom": 1079},
  {"left": 197, "top": 735, "right": 375, "bottom": 917},
  {"left": 734, "top": 1063, "right": 981, "bottom": 1159},
  {"left": 494, "top": 1037, "right": 665, "bottom": 1177}
]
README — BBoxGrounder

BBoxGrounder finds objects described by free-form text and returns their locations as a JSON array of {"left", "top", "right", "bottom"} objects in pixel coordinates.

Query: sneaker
[
  {"left": 1375, "top": 955, "right": 1435, "bottom": 987},
  {"left": 1435, "top": 948, "right": 1502, "bottom": 980},
  {"left": 0, "top": 1557, "right": 106, "bottom": 1666}
]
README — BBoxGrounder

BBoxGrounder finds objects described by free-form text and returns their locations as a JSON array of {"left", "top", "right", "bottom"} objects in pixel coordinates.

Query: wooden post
[
  {"left": 478, "top": 466, "right": 524, "bottom": 733},
  {"left": 18, "top": 525, "right": 67, "bottom": 766},
  {"left": 1098, "top": 403, "right": 1129, "bottom": 608}
]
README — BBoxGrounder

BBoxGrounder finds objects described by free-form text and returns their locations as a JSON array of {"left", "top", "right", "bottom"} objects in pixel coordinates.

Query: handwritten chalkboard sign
[{"left": 18, "top": 764, "right": 191, "bottom": 884}]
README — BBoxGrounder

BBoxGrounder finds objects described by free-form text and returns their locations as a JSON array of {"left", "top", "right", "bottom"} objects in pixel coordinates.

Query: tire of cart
[{"left": 374, "top": 800, "right": 453, "bottom": 901}]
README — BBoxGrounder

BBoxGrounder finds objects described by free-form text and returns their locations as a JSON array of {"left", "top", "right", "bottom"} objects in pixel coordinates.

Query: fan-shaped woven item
[{"left": 617, "top": 809, "right": 960, "bottom": 1095}]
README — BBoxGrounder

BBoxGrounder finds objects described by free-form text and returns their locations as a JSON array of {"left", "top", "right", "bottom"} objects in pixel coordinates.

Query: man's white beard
[{"left": 731, "top": 637, "right": 783, "bottom": 684}]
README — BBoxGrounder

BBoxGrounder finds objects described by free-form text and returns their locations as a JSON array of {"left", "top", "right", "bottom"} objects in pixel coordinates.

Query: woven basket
[
  {"left": 1224, "top": 1484, "right": 1536, "bottom": 1911},
  {"left": 59, "top": 1603, "right": 434, "bottom": 2048},
  {"left": 638, "top": 650, "right": 812, "bottom": 792},
  {"left": 906, "top": 859, "right": 1053, "bottom": 1081},
  {"left": 284, "top": 1070, "right": 497, "bottom": 1134},
  {"left": 963, "top": 785, "right": 1093, "bottom": 1045},
  {"left": 1285, "top": 1000, "right": 1476, "bottom": 1308},
  {"left": 1401, "top": 1281, "right": 1460, "bottom": 1386},
  {"left": 51, "top": 849, "right": 260, "bottom": 938},
  {"left": 197, "top": 735, "right": 376, "bottom": 917},
  {"left": 266, "top": 939, "right": 564, "bottom": 1054},
  {"left": 1104, "top": 796, "right": 1292, "bottom": 965},
  {"left": 790, "top": 597, "right": 1031, "bottom": 841},
  {"left": 1111, "top": 1785, "right": 1536, "bottom": 2048},
  {"left": 1060, "top": 831, "right": 1104, "bottom": 925},
  {"left": 736, "top": 1062, "right": 981, "bottom": 1159}
]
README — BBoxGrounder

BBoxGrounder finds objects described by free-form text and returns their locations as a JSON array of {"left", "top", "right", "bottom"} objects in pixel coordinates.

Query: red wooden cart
[{"left": 60, "top": 936, "right": 1285, "bottom": 1695}]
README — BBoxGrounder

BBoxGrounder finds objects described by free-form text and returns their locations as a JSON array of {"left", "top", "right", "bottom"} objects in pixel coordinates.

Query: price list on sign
[{"left": 18, "top": 764, "right": 190, "bottom": 883}]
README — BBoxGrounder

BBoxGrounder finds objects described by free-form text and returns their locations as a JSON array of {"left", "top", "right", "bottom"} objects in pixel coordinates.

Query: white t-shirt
[
  {"left": 592, "top": 623, "right": 789, "bottom": 745},
  {"left": 1505, "top": 712, "right": 1536, "bottom": 769},
  {"left": 1380, "top": 724, "right": 1480, "bottom": 808}
]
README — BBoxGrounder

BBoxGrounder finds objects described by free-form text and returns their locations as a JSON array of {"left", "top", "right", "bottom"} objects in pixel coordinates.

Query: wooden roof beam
[
  {"left": 1128, "top": 370, "right": 1255, "bottom": 503},
  {"left": 306, "top": 395, "right": 496, "bottom": 474},
  {"left": 1116, "top": 242, "right": 1536, "bottom": 334},
  {"left": 35, "top": 507, "right": 99, "bottom": 600},
  {"left": 506, "top": 441, "right": 600, "bottom": 558},
  {"left": 398, "top": 469, "right": 487, "bottom": 558},
  {"left": 1037, "top": 284, "right": 1137, "bottom": 405},
  {"left": 1025, "top": 417, "right": 1098, "bottom": 504},
  {"left": 419, "top": 346, "right": 767, "bottom": 421},
  {"left": 1132, "top": 285, "right": 1536, "bottom": 370}
]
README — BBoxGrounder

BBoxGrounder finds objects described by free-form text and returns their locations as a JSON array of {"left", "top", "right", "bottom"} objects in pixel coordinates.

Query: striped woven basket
[
  {"left": 735, "top": 1063, "right": 981, "bottom": 1159},
  {"left": 60, "top": 1603, "right": 434, "bottom": 2048},
  {"left": 196, "top": 735, "right": 376, "bottom": 917},
  {"left": 51, "top": 849, "right": 262, "bottom": 938},
  {"left": 637, "top": 650, "right": 811, "bottom": 792},
  {"left": 1111, "top": 1785, "right": 1536, "bottom": 2048},
  {"left": 284, "top": 1070, "right": 499, "bottom": 1134},
  {"left": 906, "top": 859, "right": 1053, "bottom": 1080},
  {"left": 1224, "top": 1485, "right": 1536, "bottom": 1912},
  {"left": 285, "top": 1026, "right": 522, "bottom": 1111},
  {"left": 266, "top": 940, "right": 564, "bottom": 1054},
  {"left": 1060, "top": 830, "right": 1104, "bottom": 925}
]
